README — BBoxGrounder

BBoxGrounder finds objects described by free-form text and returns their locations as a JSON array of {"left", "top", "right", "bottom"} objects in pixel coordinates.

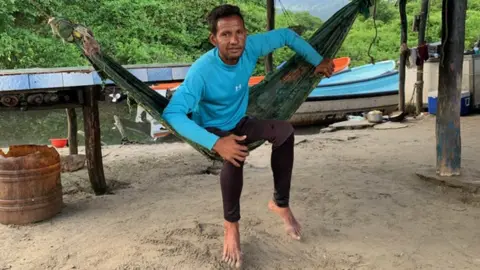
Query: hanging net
[{"left": 48, "top": 0, "right": 375, "bottom": 161}]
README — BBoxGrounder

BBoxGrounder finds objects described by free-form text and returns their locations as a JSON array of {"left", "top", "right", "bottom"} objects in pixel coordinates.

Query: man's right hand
[
  {"left": 314, "top": 58, "right": 335, "bottom": 78},
  {"left": 213, "top": 134, "right": 249, "bottom": 167}
]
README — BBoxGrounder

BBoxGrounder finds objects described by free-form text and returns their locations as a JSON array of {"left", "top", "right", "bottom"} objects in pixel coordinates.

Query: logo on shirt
[{"left": 235, "top": 84, "right": 242, "bottom": 92}]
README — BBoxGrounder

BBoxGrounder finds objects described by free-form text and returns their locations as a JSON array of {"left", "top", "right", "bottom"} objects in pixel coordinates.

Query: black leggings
[{"left": 207, "top": 117, "right": 295, "bottom": 223}]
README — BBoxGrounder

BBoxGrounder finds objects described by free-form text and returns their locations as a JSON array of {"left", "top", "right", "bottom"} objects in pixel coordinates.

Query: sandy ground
[{"left": 1, "top": 114, "right": 480, "bottom": 270}]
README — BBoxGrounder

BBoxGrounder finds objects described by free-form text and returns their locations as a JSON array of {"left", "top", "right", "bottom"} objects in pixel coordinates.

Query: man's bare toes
[
  {"left": 227, "top": 256, "right": 237, "bottom": 268},
  {"left": 235, "top": 253, "right": 243, "bottom": 268},
  {"left": 288, "top": 228, "right": 301, "bottom": 240},
  {"left": 285, "top": 220, "right": 302, "bottom": 240}
]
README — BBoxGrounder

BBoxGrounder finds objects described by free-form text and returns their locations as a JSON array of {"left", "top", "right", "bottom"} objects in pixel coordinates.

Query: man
[{"left": 163, "top": 4, "right": 333, "bottom": 268}]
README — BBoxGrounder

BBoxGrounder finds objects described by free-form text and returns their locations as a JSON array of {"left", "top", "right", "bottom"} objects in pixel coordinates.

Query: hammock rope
[{"left": 48, "top": 0, "right": 375, "bottom": 161}]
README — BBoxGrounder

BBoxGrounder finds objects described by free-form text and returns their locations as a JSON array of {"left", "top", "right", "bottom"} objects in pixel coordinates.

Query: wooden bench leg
[
  {"left": 66, "top": 108, "right": 78, "bottom": 155},
  {"left": 82, "top": 86, "right": 107, "bottom": 195}
]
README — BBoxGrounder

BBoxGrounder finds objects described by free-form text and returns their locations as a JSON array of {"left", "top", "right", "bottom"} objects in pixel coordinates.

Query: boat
[
  {"left": 247, "top": 56, "right": 351, "bottom": 87},
  {"left": 142, "top": 57, "right": 351, "bottom": 137},
  {"left": 151, "top": 57, "right": 351, "bottom": 91},
  {"left": 140, "top": 58, "right": 398, "bottom": 137},
  {"left": 290, "top": 70, "right": 400, "bottom": 126},
  {"left": 317, "top": 60, "right": 396, "bottom": 86},
  {"left": 310, "top": 61, "right": 397, "bottom": 98}
]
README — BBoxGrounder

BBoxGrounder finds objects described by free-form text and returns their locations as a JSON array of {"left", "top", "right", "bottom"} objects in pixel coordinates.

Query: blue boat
[
  {"left": 310, "top": 70, "right": 399, "bottom": 99},
  {"left": 290, "top": 61, "right": 400, "bottom": 126},
  {"left": 317, "top": 60, "right": 396, "bottom": 87}
]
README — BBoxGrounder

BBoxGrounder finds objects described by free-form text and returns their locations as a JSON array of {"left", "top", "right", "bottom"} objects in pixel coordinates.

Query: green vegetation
[
  {"left": 339, "top": 0, "right": 480, "bottom": 66},
  {"left": 1, "top": 0, "right": 479, "bottom": 73}
]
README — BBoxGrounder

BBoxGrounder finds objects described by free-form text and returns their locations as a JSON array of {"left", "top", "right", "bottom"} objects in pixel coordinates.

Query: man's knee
[
  {"left": 275, "top": 120, "right": 294, "bottom": 136},
  {"left": 281, "top": 120, "right": 295, "bottom": 135},
  {"left": 272, "top": 120, "right": 294, "bottom": 147}
]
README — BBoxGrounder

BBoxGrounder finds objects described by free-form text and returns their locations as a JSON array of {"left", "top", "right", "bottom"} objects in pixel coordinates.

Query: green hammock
[{"left": 48, "top": 0, "right": 374, "bottom": 161}]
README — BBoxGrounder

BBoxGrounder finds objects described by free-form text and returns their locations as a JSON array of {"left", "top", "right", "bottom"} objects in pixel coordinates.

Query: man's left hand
[{"left": 314, "top": 58, "right": 335, "bottom": 78}]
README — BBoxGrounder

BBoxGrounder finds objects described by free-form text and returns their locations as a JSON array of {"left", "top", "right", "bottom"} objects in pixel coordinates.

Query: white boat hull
[{"left": 289, "top": 93, "right": 399, "bottom": 126}]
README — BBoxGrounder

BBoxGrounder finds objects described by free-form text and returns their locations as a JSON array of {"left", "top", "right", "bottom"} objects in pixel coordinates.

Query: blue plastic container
[{"left": 428, "top": 91, "right": 471, "bottom": 116}]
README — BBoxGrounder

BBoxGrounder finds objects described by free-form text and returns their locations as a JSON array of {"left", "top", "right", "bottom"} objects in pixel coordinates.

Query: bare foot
[
  {"left": 268, "top": 200, "right": 302, "bottom": 240},
  {"left": 223, "top": 221, "right": 242, "bottom": 268}
]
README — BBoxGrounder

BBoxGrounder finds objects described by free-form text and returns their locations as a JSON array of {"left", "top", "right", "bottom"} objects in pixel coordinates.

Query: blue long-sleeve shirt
[{"left": 162, "top": 28, "right": 323, "bottom": 150}]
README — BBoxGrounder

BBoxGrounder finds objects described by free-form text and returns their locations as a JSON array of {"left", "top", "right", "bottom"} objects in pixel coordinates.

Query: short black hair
[{"left": 207, "top": 4, "right": 244, "bottom": 34}]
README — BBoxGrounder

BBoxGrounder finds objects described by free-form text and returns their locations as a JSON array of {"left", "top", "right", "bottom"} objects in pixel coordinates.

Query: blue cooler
[{"left": 428, "top": 91, "right": 471, "bottom": 116}]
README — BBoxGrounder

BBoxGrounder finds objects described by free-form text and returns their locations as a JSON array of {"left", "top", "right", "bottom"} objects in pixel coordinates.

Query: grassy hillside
[
  {"left": 1, "top": 0, "right": 479, "bottom": 72},
  {"left": 338, "top": 0, "right": 480, "bottom": 66}
]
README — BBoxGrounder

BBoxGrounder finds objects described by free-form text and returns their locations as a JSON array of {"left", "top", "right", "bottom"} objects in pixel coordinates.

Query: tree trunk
[
  {"left": 82, "top": 86, "right": 107, "bottom": 194},
  {"left": 415, "top": 0, "right": 430, "bottom": 114},
  {"left": 265, "top": 0, "right": 275, "bottom": 73},
  {"left": 436, "top": 0, "right": 466, "bottom": 176},
  {"left": 398, "top": 0, "right": 408, "bottom": 112}
]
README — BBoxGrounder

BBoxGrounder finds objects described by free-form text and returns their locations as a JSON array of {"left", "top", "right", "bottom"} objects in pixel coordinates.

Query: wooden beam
[
  {"left": 398, "top": 0, "right": 408, "bottom": 112},
  {"left": 265, "top": 0, "right": 275, "bottom": 73},
  {"left": 415, "top": 0, "right": 430, "bottom": 114},
  {"left": 436, "top": 0, "right": 467, "bottom": 176},
  {"left": 82, "top": 86, "right": 107, "bottom": 194},
  {"left": 66, "top": 108, "right": 78, "bottom": 155},
  {"left": 0, "top": 103, "right": 82, "bottom": 111}
]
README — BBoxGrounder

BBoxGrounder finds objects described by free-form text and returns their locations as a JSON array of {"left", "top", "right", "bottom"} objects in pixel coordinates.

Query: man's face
[{"left": 209, "top": 15, "right": 247, "bottom": 64}]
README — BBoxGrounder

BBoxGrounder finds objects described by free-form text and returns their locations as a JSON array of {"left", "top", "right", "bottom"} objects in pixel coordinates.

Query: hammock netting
[{"left": 48, "top": 0, "right": 374, "bottom": 161}]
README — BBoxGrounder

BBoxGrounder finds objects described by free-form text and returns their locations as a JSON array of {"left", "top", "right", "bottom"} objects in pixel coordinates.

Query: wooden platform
[
  {"left": 1, "top": 64, "right": 187, "bottom": 195},
  {"left": 0, "top": 63, "right": 190, "bottom": 92}
]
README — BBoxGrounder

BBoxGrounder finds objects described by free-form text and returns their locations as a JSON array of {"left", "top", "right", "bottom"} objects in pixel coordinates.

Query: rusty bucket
[{"left": 0, "top": 145, "right": 63, "bottom": 225}]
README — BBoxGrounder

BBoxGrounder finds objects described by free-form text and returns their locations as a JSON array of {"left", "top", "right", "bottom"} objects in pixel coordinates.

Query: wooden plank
[
  {"left": 1, "top": 86, "right": 83, "bottom": 94},
  {"left": 66, "top": 108, "right": 78, "bottom": 155},
  {"left": 265, "top": 0, "right": 275, "bottom": 73},
  {"left": 28, "top": 73, "right": 63, "bottom": 89},
  {"left": 0, "top": 103, "right": 82, "bottom": 111},
  {"left": 0, "top": 74, "right": 30, "bottom": 91},
  {"left": 398, "top": 0, "right": 408, "bottom": 112},
  {"left": 171, "top": 66, "right": 190, "bottom": 80},
  {"left": 415, "top": 0, "right": 430, "bottom": 115},
  {"left": 146, "top": 67, "right": 173, "bottom": 82},
  {"left": 0, "top": 62, "right": 191, "bottom": 75},
  {"left": 82, "top": 86, "right": 107, "bottom": 194},
  {"left": 436, "top": 0, "right": 467, "bottom": 176},
  {"left": 328, "top": 119, "right": 376, "bottom": 129}
]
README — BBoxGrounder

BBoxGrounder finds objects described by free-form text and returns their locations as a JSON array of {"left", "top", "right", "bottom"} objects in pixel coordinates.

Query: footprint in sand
[{"left": 140, "top": 222, "right": 224, "bottom": 266}]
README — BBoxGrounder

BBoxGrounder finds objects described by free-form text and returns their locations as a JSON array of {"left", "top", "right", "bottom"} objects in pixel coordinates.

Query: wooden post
[
  {"left": 265, "top": 0, "right": 275, "bottom": 73},
  {"left": 415, "top": 0, "right": 430, "bottom": 114},
  {"left": 436, "top": 0, "right": 466, "bottom": 176},
  {"left": 398, "top": 0, "right": 408, "bottom": 112},
  {"left": 66, "top": 108, "right": 78, "bottom": 155},
  {"left": 82, "top": 86, "right": 107, "bottom": 194}
]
